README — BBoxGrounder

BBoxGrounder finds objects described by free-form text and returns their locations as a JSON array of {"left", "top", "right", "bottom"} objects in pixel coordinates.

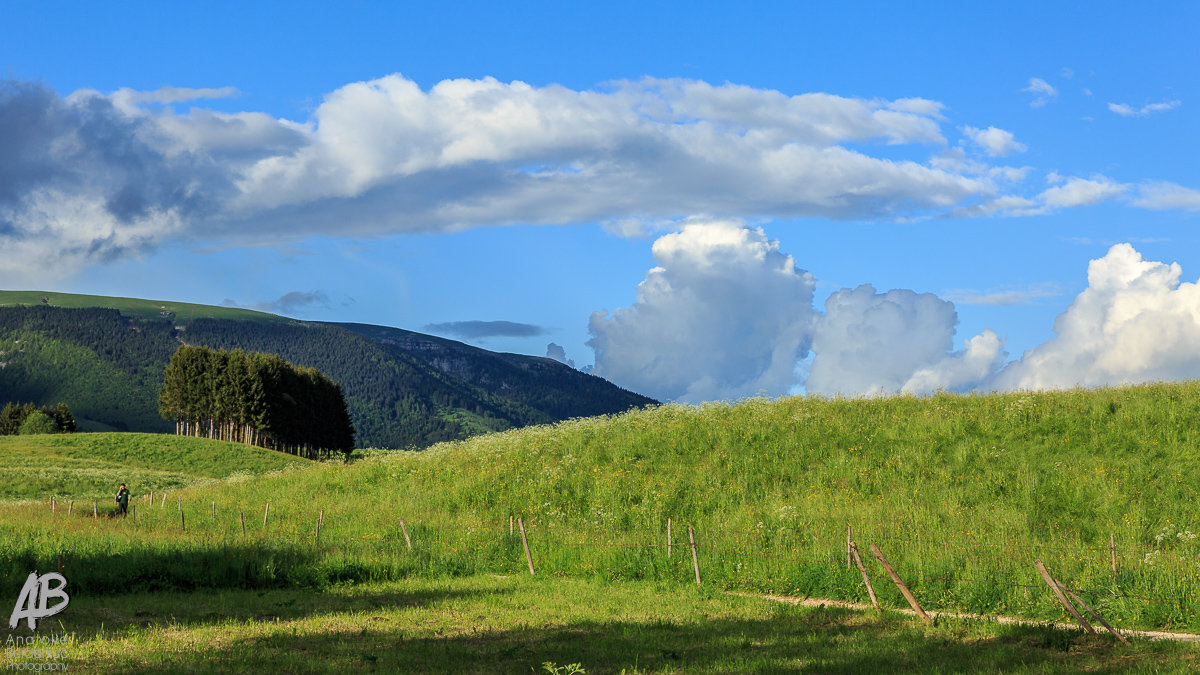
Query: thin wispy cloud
[
  {"left": 1023, "top": 77, "right": 1058, "bottom": 108},
  {"left": 1108, "top": 100, "right": 1181, "bottom": 117},
  {"left": 943, "top": 283, "right": 1061, "bottom": 306},
  {"left": 425, "top": 320, "right": 548, "bottom": 340}
]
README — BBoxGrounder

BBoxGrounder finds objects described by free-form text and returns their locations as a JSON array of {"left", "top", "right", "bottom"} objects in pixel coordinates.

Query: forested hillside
[{"left": 0, "top": 298, "right": 655, "bottom": 448}]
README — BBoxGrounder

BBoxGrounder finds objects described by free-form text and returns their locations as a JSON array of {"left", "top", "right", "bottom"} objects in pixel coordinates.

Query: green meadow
[
  {"left": 5, "top": 383, "right": 1200, "bottom": 670},
  {"left": 0, "top": 433, "right": 309, "bottom": 503}
]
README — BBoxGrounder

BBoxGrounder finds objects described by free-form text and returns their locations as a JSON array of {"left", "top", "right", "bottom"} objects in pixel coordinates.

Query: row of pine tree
[{"left": 158, "top": 345, "right": 355, "bottom": 459}]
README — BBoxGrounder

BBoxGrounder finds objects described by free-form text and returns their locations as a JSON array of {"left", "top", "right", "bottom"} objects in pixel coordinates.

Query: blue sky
[{"left": 3, "top": 1, "right": 1200, "bottom": 401}]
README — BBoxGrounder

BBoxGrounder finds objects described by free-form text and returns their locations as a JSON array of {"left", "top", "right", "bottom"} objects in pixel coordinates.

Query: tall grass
[{"left": 5, "top": 383, "right": 1200, "bottom": 630}]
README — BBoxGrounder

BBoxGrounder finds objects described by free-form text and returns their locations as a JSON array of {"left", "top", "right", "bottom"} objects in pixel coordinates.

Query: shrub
[{"left": 18, "top": 411, "right": 59, "bottom": 435}]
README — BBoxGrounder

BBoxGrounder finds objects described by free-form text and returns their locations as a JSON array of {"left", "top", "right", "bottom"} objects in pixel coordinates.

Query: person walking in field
[{"left": 115, "top": 483, "right": 129, "bottom": 517}]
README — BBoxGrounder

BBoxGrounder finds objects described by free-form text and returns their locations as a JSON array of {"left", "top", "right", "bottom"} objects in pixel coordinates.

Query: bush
[{"left": 18, "top": 411, "right": 59, "bottom": 435}]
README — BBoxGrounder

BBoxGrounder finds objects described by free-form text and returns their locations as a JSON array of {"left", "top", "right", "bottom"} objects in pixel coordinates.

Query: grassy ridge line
[
  {"left": 6, "top": 383, "right": 1200, "bottom": 631},
  {"left": 0, "top": 290, "right": 292, "bottom": 323},
  {"left": 0, "top": 433, "right": 311, "bottom": 501}
]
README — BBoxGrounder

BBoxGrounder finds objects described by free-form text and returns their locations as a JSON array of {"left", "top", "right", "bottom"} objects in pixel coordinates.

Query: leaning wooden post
[
  {"left": 1034, "top": 560, "right": 1095, "bottom": 634},
  {"left": 688, "top": 525, "right": 701, "bottom": 586},
  {"left": 870, "top": 543, "right": 931, "bottom": 624},
  {"left": 149, "top": 491, "right": 154, "bottom": 505},
  {"left": 398, "top": 518, "right": 413, "bottom": 550},
  {"left": 263, "top": 502, "right": 270, "bottom": 527},
  {"left": 1060, "top": 582, "right": 1129, "bottom": 644},
  {"left": 850, "top": 542, "right": 881, "bottom": 612},
  {"left": 240, "top": 511, "right": 246, "bottom": 537},
  {"left": 212, "top": 501, "right": 216, "bottom": 521},
  {"left": 160, "top": 492, "right": 167, "bottom": 508},
  {"left": 180, "top": 509, "right": 186, "bottom": 532},
  {"left": 667, "top": 517, "right": 673, "bottom": 558},
  {"left": 518, "top": 517, "right": 535, "bottom": 576},
  {"left": 1110, "top": 533, "right": 1117, "bottom": 583},
  {"left": 68, "top": 501, "right": 73, "bottom": 517},
  {"left": 316, "top": 510, "right": 324, "bottom": 547},
  {"left": 509, "top": 515, "right": 514, "bottom": 536},
  {"left": 51, "top": 496, "right": 56, "bottom": 512},
  {"left": 93, "top": 501, "right": 98, "bottom": 518}
]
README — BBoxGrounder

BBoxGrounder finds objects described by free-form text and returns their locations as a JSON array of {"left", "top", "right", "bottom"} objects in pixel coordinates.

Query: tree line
[
  {"left": 158, "top": 345, "right": 355, "bottom": 459},
  {"left": 0, "top": 402, "right": 77, "bottom": 435}
]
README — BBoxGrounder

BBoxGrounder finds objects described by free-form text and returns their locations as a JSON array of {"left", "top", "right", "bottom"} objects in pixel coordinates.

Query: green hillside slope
[
  {"left": 0, "top": 296, "right": 655, "bottom": 447},
  {"left": 0, "top": 432, "right": 309, "bottom": 502},
  {"left": 6, "top": 383, "right": 1200, "bottom": 631},
  {"left": 0, "top": 290, "right": 290, "bottom": 324}
]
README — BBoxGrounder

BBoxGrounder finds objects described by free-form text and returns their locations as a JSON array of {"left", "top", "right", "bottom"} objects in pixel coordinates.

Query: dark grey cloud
[
  {"left": 222, "top": 290, "right": 352, "bottom": 316},
  {"left": 424, "top": 320, "right": 548, "bottom": 340}
]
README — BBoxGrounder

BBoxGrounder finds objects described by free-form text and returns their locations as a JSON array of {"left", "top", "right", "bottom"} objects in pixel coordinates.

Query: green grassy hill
[
  {"left": 0, "top": 290, "right": 290, "bottom": 324},
  {"left": 0, "top": 432, "right": 310, "bottom": 502},
  {"left": 5, "top": 383, "right": 1200, "bottom": 632}
]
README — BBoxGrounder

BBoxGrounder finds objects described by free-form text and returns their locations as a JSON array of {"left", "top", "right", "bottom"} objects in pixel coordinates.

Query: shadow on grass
[{"left": 67, "top": 600, "right": 1185, "bottom": 675}]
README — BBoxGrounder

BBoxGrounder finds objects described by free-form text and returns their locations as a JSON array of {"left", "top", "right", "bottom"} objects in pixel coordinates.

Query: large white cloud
[
  {"left": 587, "top": 224, "right": 1200, "bottom": 401},
  {"left": 1, "top": 75, "right": 1007, "bottom": 278},
  {"left": 995, "top": 243, "right": 1200, "bottom": 390},
  {"left": 589, "top": 222, "right": 1005, "bottom": 401},
  {"left": 587, "top": 220, "right": 816, "bottom": 402},
  {"left": 806, "top": 285, "right": 1002, "bottom": 396}
]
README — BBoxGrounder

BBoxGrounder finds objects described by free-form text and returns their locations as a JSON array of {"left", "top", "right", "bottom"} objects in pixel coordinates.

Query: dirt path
[{"left": 733, "top": 592, "right": 1200, "bottom": 643}]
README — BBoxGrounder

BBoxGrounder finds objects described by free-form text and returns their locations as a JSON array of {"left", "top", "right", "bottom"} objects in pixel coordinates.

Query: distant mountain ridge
[{"left": 0, "top": 291, "right": 656, "bottom": 448}]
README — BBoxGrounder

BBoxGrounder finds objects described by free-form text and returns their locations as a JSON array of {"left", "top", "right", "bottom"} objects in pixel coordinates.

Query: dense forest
[
  {"left": 159, "top": 345, "right": 354, "bottom": 459},
  {"left": 0, "top": 303, "right": 655, "bottom": 448}
]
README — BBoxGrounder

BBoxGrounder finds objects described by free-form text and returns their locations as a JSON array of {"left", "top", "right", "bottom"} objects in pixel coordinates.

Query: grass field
[
  {"left": 0, "top": 433, "right": 310, "bottom": 502},
  {"left": 5, "top": 383, "right": 1200, "bottom": 669},
  {"left": 0, "top": 290, "right": 292, "bottom": 324},
  {"left": 18, "top": 575, "right": 1200, "bottom": 674}
]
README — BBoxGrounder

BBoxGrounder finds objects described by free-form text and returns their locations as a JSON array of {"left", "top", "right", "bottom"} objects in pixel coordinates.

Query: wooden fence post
[
  {"left": 1034, "top": 560, "right": 1095, "bottom": 635},
  {"left": 688, "top": 525, "right": 701, "bottom": 586},
  {"left": 1110, "top": 533, "right": 1117, "bottom": 583},
  {"left": 180, "top": 509, "right": 186, "bottom": 532},
  {"left": 509, "top": 515, "right": 514, "bottom": 536},
  {"left": 212, "top": 501, "right": 216, "bottom": 521},
  {"left": 68, "top": 501, "right": 73, "bottom": 517},
  {"left": 51, "top": 496, "right": 55, "bottom": 512},
  {"left": 518, "top": 517, "right": 535, "bottom": 576},
  {"left": 263, "top": 502, "right": 270, "bottom": 527},
  {"left": 93, "top": 501, "right": 98, "bottom": 518},
  {"left": 869, "top": 543, "right": 931, "bottom": 624},
  {"left": 1060, "top": 583, "right": 1129, "bottom": 644},
  {"left": 160, "top": 492, "right": 167, "bottom": 508},
  {"left": 316, "top": 510, "right": 323, "bottom": 546},
  {"left": 240, "top": 511, "right": 245, "bottom": 537},
  {"left": 399, "top": 518, "right": 413, "bottom": 550},
  {"left": 849, "top": 541, "right": 880, "bottom": 612},
  {"left": 667, "top": 517, "right": 673, "bottom": 558}
]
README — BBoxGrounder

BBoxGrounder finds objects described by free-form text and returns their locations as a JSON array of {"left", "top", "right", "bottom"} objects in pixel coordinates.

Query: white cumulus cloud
[
  {"left": 587, "top": 220, "right": 816, "bottom": 402},
  {"left": 995, "top": 244, "right": 1200, "bottom": 390},
  {"left": 1037, "top": 176, "right": 1128, "bottom": 209},
  {"left": 962, "top": 125, "right": 1026, "bottom": 157},
  {"left": 806, "top": 285, "right": 1002, "bottom": 396}
]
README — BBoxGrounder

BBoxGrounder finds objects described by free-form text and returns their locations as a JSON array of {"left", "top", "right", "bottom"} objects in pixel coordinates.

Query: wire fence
[{"left": 22, "top": 495, "right": 1200, "bottom": 634}]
